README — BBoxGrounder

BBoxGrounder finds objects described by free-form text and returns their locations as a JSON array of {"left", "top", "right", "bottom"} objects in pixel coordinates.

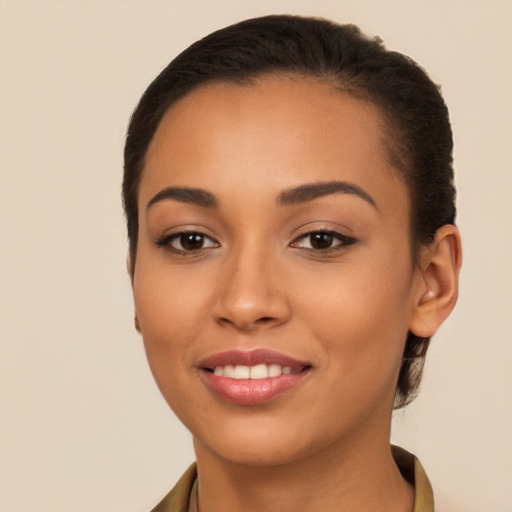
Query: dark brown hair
[{"left": 123, "top": 14, "right": 456, "bottom": 408}]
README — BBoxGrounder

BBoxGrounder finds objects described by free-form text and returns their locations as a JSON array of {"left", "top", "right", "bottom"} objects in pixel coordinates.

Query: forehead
[
  {"left": 148, "top": 77, "right": 386, "bottom": 160},
  {"left": 141, "top": 77, "right": 407, "bottom": 211}
]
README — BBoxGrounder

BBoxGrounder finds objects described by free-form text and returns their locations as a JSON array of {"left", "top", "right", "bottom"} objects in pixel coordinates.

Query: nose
[{"left": 213, "top": 245, "right": 291, "bottom": 332}]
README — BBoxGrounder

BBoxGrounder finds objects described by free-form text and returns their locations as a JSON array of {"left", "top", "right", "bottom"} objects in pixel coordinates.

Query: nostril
[{"left": 257, "top": 316, "right": 275, "bottom": 323}]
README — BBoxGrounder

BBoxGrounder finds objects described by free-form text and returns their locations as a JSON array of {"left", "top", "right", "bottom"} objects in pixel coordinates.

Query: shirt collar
[{"left": 151, "top": 445, "right": 434, "bottom": 512}]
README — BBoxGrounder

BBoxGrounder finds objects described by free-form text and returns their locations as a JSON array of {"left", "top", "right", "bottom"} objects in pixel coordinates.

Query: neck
[{"left": 193, "top": 431, "right": 414, "bottom": 512}]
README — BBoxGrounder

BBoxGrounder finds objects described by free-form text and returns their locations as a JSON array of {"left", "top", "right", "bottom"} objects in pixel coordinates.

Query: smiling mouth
[
  {"left": 199, "top": 350, "right": 312, "bottom": 405},
  {"left": 205, "top": 363, "right": 309, "bottom": 379}
]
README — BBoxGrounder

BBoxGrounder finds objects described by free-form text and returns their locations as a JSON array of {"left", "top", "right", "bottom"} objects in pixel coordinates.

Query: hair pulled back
[{"left": 123, "top": 14, "right": 456, "bottom": 408}]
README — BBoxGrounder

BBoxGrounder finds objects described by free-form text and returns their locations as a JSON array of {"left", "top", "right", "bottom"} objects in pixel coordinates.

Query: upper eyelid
[
  {"left": 291, "top": 219, "right": 354, "bottom": 235},
  {"left": 155, "top": 230, "right": 219, "bottom": 248},
  {"left": 169, "top": 231, "right": 218, "bottom": 241},
  {"left": 155, "top": 225, "right": 219, "bottom": 241},
  {"left": 292, "top": 230, "right": 355, "bottom": 243},
  {"left": 291, "top": 225, "right": 355, "bottom": 240},
  {"left": 295, "top": 228, "right": 351, "bottom": 237}
]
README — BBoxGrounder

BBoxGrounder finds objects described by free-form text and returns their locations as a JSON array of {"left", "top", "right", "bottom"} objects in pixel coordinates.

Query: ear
[
  {"left": 126, "top": 253, "right": 141, "bottom": 332},
  {"left": 126, "top": 252, "right": 132, "bottom": 277},
  {"left": 134, "top": 313, "right": 141, "bottom": 333},
  {"left": 126, "top": 252, "right": 135, "bottom": 285},
  {"left": 409, "top": 224, "right": 462, "bottom": 338}
]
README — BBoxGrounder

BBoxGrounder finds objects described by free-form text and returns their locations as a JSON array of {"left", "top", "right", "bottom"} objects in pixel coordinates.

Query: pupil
[
  {"left": 182, "top": 233, "right": 203, "bottom": 250},
  {"left": 312, "top": 233, "right": 333, "bottom": 249}
]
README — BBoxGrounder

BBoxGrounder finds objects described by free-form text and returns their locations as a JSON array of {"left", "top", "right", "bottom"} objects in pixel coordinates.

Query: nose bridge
[{"left": 214, "top": 238, "right": 289, "bottom": 330}]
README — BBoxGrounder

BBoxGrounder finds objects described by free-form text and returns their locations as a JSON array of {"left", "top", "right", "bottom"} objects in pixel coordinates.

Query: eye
[
  {"left": 291, "top": 230, "right": 356, "bottom": 251},
  {"left": 158, "top": 231, "right": 220, "bottom": 252}
]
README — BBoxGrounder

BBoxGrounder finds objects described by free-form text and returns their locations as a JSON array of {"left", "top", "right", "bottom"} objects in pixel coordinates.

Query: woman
[{"left": 123, "top": 15, "right": 461, "bottom": 512}]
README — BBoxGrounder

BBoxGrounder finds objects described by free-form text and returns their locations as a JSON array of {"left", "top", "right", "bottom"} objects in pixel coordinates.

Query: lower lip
[{"left": 200, "top": 369, "right": 309, "bottom": 405}]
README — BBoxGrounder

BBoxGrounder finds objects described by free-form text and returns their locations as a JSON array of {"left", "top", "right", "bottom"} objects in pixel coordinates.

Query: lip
[
  {"left": 199, "top": 349, "right": 309, "bottom": 370},
  {"left": 198, "top": 349, "right": 312, "bottom": 406}
]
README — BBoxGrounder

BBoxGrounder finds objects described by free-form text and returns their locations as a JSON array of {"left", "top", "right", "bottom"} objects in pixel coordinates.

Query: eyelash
[
  {"left": 156, "top": 231, "right": 220, "bottom": 254},
  {"left": 156, "top": 230, "right": 356, "bottom": 255},
  {"left": 290, "top": 230, "right": 357, "bottom": 253}
]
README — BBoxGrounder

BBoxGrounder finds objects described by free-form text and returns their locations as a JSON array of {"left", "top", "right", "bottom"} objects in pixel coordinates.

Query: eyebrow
[
  {"left": 146, "top": 180, "right": 377, "bottom": 211},
  {"left": 277, "top": 181, "right": 377, "bottom": 209},
  {"left": 147, "top": 187, "right": 219, "bottom": 210}
]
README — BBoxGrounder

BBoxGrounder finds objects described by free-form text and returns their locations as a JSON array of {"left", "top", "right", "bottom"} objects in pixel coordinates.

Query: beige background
[{"left": 1, "top": 1, "right": 511, "bottom": 511}]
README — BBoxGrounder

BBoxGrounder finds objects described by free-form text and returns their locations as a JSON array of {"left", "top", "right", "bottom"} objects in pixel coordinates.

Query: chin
[
  {"left": 196, "top": 434, "right": 309, "bottom": 468},
  {"left": 189, "top": 409, "right": 350, "bottom": 469}
]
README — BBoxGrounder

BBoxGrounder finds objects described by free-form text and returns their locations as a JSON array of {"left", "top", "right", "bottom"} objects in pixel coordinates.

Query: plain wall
[{"left": 1, "top": 1, "right": 511, "bottom": 510}]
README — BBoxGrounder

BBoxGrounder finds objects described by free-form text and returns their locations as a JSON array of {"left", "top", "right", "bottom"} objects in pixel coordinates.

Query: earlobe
[
  {"left": 126, "top": 252, "right": 136, "bottom": 286},
  {"left": 127, "top": 253, "right": 140, "bottom": 333},
  {"left": 409, "top": 224, "right": 462, "bottom": 338},
  {"left": 126, "top": 253, "right": 132, "bottom": 277}
]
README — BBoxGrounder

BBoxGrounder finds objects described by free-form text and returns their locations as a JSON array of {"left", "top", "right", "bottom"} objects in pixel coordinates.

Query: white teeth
[
  {"left": 268, "top": 364, "right": 281, "bottom": 377},
  {"left": 233, "top": 365, "right": 250, "bottom": 379},
  {"left": 250, "top": 364, "right": 269, "bottom": 379},
  {"left": 212, "top": 364, "right": 298, "bottom": 379},
  {"left": 223, "top": 365, "right": 235, "bottom": 378}
]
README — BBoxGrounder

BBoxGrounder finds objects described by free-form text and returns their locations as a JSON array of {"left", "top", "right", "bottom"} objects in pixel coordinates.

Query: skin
[{"left": 132, "top": 77, "right": 461, "bottom": 512}]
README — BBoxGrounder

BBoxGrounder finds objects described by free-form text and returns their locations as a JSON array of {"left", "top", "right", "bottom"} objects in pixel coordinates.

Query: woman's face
[{"left": 133, "top": 77, "right": 425, "bottom": 466}]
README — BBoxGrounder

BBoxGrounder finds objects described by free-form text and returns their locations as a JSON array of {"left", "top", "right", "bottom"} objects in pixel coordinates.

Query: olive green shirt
[{"left": 150, "top": 446, "right": 434, "bottom": 512}]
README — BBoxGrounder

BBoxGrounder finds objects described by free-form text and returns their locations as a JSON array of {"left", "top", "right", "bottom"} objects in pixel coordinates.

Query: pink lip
[
  {"left": 198, "top": 349, "right": 311, "bottom": 406},
  {"left": 199, "top": 349, "right": 309, "bottom": 370}
]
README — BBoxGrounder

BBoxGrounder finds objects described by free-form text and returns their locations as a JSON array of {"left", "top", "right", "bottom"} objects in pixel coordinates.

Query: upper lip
[{"left": 199, "top": 349, "right": 311, "bottom": 371}]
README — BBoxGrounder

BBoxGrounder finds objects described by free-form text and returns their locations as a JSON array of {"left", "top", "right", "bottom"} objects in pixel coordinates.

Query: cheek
[
  {"left": 132, "top": 252, "right": 214, "bottom": 395},
  {"left": 134, "top": 280, "right": 202, "bottom": 418},
  {"left": 134, "top": 248, "right": 213, "bottom": 336},
  {"left": 297, "top": 249, "right": 414, "bottom": 376}
]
